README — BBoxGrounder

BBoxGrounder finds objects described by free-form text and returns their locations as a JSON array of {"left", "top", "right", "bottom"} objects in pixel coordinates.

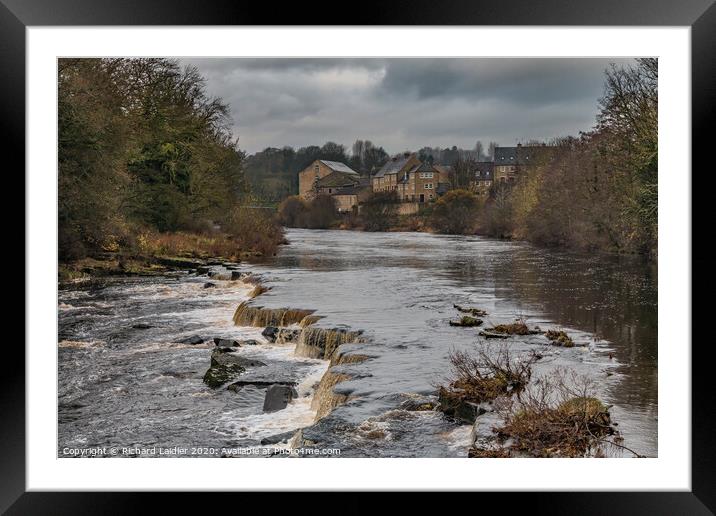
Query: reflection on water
[
  {"left": 243, "top": 229, "right": 657, "bottom": 456},
  {"left": 58, "top": 229, "right": 657, "bottom": 457}
]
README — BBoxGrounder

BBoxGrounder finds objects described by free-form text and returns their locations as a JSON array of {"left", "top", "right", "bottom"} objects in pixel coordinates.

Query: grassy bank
[{"left": 58, "top": 226, "right": 286, "bottom": 282}]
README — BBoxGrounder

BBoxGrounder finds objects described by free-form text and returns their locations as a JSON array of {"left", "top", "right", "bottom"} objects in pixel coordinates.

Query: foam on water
[{"left": 58, "top": 229, "right": 658, "bottom": 458}]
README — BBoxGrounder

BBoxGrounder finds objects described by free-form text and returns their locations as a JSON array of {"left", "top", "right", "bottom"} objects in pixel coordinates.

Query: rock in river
[
  {"left": 213, "top": 338, "right": 260, "bottom": 348},
  {"left": 261, "top": 326, "right": 280, "bottom": 342},
  {"left": 176, "top": 335, "right": 205, "bottom": 345},
  {"left": 260, "top": 430, "right": 296, "bottom": 445},
  {"left": 213, "top": 338, "right": 240, "bottom": 348},
  {"left": 263, "top": 384, "right": 298, "bottom": 412},
  {"left": 202, "top": 348, "right": 267, "bottom": 389},
  {"left": 261, "top": 326, "right": 301, "bottom": 343}
]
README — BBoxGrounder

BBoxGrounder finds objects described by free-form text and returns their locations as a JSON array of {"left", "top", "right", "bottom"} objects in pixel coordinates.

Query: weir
[
  {"left": 231, "top": 286, "right": 370, "bottom": 430},
  {"left": 232, "top": 302, "right": 315, "bottom": 327},
  {"left": 294, "top": 327, "right": 365, "bottom": 360}
]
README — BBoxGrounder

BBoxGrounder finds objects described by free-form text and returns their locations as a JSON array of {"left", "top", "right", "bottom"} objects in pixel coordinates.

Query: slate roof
[
  {"left": 494, "top": 146, "right": 553, "bottom": 166},
  {"left": 319, "top": 160, "right": 359, "bottom": 175},
  {"left": 315, "top": 171, "right": 360, "bottom": 188},
  {"left": 374, "top": 154, "right": 416, "bottom": 178},
  {"left": 474, "top": 161, "right": 494, "bottom": 180},
  {"left": 415, "top": 161, "right": 435, "bottom": 173},
  {"left": 433, "top": 164, "right": 453, "bottom": 176},
  {"left": 334, "top": 185, "right": 368, "bottom": 196}
]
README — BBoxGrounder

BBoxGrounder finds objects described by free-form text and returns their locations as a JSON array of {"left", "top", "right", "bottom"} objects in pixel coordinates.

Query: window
[
  {"left": 424, "top": 183, "right": 433, "bottom": 190},
  {"left": 419, "top": 172, "right": 434, "bottom": 179},
  {"left": 314, "top": 164, "right": 320, "bottom": 173}
]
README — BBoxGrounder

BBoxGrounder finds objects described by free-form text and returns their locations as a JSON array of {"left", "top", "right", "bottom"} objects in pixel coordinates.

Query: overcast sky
[{"left": 181, "top": 58, "right": 635, "bottom": 156}]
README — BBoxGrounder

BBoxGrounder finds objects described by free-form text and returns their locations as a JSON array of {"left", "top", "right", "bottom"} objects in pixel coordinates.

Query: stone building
[
  {"left": 332, "top": 185, "right": 372, "bottom": 213},
  {"left": 371, "top": 153, "right": 421, "bottom": 194},
  {"left": 493, "top": 144, "right": 553, "bottom": 183},
  {"left": 298, "top": 160, "right": 360, "bottom": 200},
  {"left": 470, "top": 161, "right": 494, "bottom": 196},
  {"left": 396, "top": 161, "right": 440, "bottom": 203}
]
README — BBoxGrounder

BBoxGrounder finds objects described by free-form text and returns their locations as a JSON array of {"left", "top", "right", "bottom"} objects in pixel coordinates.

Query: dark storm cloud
[{"left": 181, "top": 57, "right": 635, "bottom": 154}]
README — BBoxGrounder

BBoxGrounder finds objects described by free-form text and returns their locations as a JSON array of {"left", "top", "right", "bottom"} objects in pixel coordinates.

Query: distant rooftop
[
  {"left": 494, "top": 145, "right": 553, "bottom": 166},
  {"left": 315, "top": 171, "right": 360, "bottom": 188},
  {"left": 474, "top": 161, "right": 494, "bottom": 179},
  {"left": 415, "top": 161, "right": 435, "bottom": 173},
  {"left": 334, "top": 185, "right": 369, "bottom": 196},
  {"left": 374, "top": 153, "right": 416, "bottom": 178},
  {"left": 319, "top": 160, "right": 359, "bottom": 175}
]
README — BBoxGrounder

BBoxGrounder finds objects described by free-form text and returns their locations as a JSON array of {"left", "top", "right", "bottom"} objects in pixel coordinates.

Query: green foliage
[
  {"left": 59, "top": 58, "right": 254, "bottom": 261},
  {"left": 430, "top": 189, "right": 480, "bottom": 234},
  {"left": 244, "top": 140, "right": 389, "bottom": 203}
]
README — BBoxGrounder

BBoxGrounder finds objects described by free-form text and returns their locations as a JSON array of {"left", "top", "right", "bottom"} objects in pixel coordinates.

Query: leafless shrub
[
  {"left": 438, "top": 345, "right": 539, "bottom": 408},
  {"left": 489, "top": 369, "right": 641, "bottom": 458}
]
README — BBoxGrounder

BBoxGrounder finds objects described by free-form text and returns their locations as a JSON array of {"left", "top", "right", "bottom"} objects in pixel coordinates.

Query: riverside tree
[
  {"left": 480, "top": 59, "right": 658, "bottom": 256},
  {"left": 58, "top": 58, "right": 263, "bottom": 261}
]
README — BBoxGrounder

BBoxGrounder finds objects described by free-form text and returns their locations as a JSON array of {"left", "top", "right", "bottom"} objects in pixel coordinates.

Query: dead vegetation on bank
[
  {"left": 438, "top": 346, "right": 538, "bottom": 421},
  {"left": 449, "top": 316, "right": 483, "bottom": 327},
  {"left": 544, "top": 329, "right": 575, "bottom": 347},
  {"left": 481, "top": 319, "right": 543, "bottom": 337},
  {"left": 469, "top": 370, "right": 639, "bottom": 458}
]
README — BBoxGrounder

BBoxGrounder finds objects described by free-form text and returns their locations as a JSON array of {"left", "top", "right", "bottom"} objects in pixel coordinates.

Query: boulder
[
  {"left": 276, "top": 329, "right": 301, "bottom": 343},
  {"left": 203, "top": 349, "right": 267, "bottom": 389},
  {"left": 438, "top": 388, "right": 488, "bottom": 424},
  {"left": 260, "top": 430, "right": 296, "bottom": 446},
  {"left": 203, "top": 363, "right": 245, "bottom": 389},
  {"left": 262, "top": 326, "right": 280, "bottom": 342},
  {"left": 176, "top": 335, "right": 204, "bottom": 345},
  {"left": 263, "top": 384, "right": 298, "bottom": 412},
  {"left": 227, "top": 380, "right": 296, "bottom": 392},
  {"left": 214, "top": 338, "right": 240, "bottom": 348},
  {"left": 203, "top": 282, "right": 217, "bottom": 288},
  {"left": 214, "top": 338, "right": 260, "bottom": 348},
  {"left": 231, "top": 271, "right": 243, "bottom": 280},
  {"left": 132, "top": 323, "right": 153, "bottom": 329}
]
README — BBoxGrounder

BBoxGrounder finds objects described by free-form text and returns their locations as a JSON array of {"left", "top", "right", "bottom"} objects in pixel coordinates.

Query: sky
[{"left": 181, "top": 58, "right": 635, "bottom": 156}]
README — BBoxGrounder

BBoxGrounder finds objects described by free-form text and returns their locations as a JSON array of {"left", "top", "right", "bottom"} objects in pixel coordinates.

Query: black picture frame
[{"left": 6, "top": 0, "right": 714, "bottom": 512}]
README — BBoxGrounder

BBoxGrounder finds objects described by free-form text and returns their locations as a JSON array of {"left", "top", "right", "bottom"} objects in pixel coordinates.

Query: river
[{"left": 58, "top": 228, "right": 657, "bottom": 457}]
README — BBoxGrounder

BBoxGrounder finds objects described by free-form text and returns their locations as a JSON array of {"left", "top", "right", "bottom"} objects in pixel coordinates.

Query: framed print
[{"left": 6, "top": 0, "right": 715, "bottom": 512}]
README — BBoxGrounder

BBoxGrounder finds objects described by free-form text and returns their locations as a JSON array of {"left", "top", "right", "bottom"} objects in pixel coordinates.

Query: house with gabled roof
[
  {"left": 494, "top": 144, "right": 554, "bottom": 183},
  {"left": 298, "top": 159, "right": 360, "bottom": 200},
  {"left": 395, "top": 160, "right": 442, "bottom": 203},
  {"left": 471, "top": 161, "right": 494, "bottom": 196},
  {"left": 371, "top": 152, "right": 421, "bottom": 195}
]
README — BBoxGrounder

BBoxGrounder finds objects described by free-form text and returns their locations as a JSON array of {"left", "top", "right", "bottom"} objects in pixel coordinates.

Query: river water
[{"left": 58, "top": 228, "right": 657, "bottom": 457}]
